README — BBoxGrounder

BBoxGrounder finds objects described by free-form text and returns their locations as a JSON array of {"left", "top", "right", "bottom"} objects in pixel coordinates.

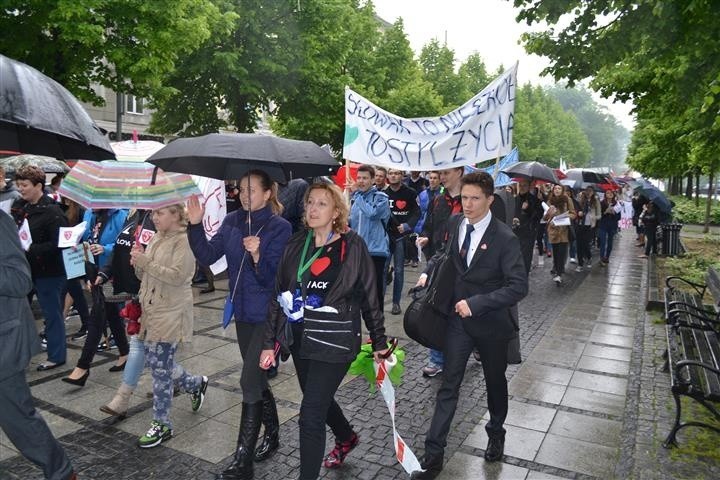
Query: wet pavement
[{"left": 2, "top": 232, "right": 719, "bottom": 479}]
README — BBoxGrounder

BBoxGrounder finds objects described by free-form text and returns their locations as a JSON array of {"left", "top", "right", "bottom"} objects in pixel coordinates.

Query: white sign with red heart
[{"left": 57, "top": 221, "right": 87, "bottom": 248}]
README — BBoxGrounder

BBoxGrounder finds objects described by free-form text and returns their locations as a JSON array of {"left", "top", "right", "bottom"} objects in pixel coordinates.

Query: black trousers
[
  {"left": 576, "top": 225, "right": 593, "bottom": 266},
  {"left": 371, "top": 255, "right": 386, "bottom": 309},
  {"left": 0, "top": 371, "right": 73, "bottom": 480},
  {"left": 645, "top": 227, "right": 658, "bottom": 255},
  {"left": 425, "top": 315, "right": 509, "bottom": 456},
  {"left": 551, "top": 242, "right": 569, "bottom": 276},
  {"left": 77, "top": 291, "right": 129, "bottom": 370},
  {"left": 517, "top": 231, "right": 536, "bottom": 274},
  {"left": 290, "top": 324, "right": 353, "bottom": 480},
  {"left": 235, "top": 321, "right": 269, "bottom": 403}
]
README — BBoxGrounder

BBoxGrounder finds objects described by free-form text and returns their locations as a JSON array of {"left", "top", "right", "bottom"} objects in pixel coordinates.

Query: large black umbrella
[
  {"left": 147, "top": 133, "right": 339, "bottom": 182},
  {"left": 634, "top": 178, "right": 673, "bottom": 214},
  {"left": 500, "top": 161, "right": 558, "bottom": 184},
  {"left": 0, "top": 54, "right": 115, "bottom": 161},
  {"left": 564, "top": 169, "right": 605, "bottom": 184}
]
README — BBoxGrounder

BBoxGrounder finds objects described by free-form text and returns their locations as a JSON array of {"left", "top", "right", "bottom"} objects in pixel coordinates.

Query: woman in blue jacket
[
  {"left": 187, "top": 170, "right": 291, "bottom": 480},
  {"left": 62, "top": 208, "right": 129, "bottom": 386}
]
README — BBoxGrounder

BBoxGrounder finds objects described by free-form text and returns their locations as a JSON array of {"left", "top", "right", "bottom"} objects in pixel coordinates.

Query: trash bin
[{"left": 660, "top": 223, "right": 683, "bottom": 256}]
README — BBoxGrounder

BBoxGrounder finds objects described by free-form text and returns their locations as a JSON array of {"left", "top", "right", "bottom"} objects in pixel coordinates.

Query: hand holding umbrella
[
  {"left": 243, "top": 236, "right": 261, "bottom": 263},
  {"left": 186, "top": 195, "right": 205, "bottom": 225}
]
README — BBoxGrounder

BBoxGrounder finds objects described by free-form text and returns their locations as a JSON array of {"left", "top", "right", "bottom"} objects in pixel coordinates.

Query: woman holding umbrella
[
  {"left": 543, "top": 184, "right": 576, "bottom": 285},
  {"left": 187, "top": 170, "right": 292, "bottom": 480},
  {"left": 259, "top": 182, "right": 389, "bottom": 480}
]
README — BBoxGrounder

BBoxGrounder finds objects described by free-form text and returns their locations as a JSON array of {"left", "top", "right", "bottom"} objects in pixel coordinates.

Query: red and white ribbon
[{"left": 374, "top": 356, "right": 422, "bottom": 474}]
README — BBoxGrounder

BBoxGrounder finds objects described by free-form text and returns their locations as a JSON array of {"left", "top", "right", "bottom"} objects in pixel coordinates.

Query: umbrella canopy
[
  {"left": 57, "top": 160, "right": 201, "bottom": 210},
  {"left": 111, "top": 140, "right": 166, "bottom": 162},
  {"left": 0, "top": 54, "right": 115, "bottom": 161},
  {"left": 147, "top": 133, "right": 340, "bottom": 182},
  {"left": 564, "top": 169, "right": 606, "bottom": 184},
  {"left": 0, "top": 154, "right": 70, "bottom": 174},
  {"left": 500, "top": 161, "right": 559, "bottom": 184},
  {"left": 633, "top": 178, "right": 673, "bottom": 213}
]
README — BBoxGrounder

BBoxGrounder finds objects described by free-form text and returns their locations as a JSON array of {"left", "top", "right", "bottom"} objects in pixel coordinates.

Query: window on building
[{"left": 126, "top": 95, "right": 144, "bottom": 114}]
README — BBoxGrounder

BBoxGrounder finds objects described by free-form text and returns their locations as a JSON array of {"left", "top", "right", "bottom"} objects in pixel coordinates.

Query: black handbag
[{"left": 403, "top": 228, "right": 458, "bottom": 351}]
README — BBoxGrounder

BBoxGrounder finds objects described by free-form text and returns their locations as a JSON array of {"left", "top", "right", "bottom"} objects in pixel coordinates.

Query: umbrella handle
[
  {"left": 151, "top": 166, "right": 159, "bottom": 185},
  {"left": 380, "top": 337, "right": 399, "bottom": 359}
]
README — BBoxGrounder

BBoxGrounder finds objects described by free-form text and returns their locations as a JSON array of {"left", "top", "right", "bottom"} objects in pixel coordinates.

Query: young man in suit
[{"left": 411, "top": 172, "right": 529, "bottom": 479}]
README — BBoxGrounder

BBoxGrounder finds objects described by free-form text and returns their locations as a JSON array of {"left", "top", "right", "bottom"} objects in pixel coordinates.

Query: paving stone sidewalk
[{"left": 2, "top": 232, "right": 719, "bottom": 479}]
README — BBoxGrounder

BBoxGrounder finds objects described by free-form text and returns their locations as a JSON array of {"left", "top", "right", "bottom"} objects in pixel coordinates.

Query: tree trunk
[
  {"left": 685, "top": 172, "right": 693, "bottom": 199},
  {"left": 695, "top": 172, "right": 700, "bottom": 207},
  {"left": 704, "top": 171, "right": 715, "bottom": 234}
]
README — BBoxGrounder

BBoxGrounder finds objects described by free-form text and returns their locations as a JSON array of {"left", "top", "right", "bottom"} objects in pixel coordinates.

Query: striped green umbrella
[{"left": 57, "top": 160, "right": 201, "bottom": 210}]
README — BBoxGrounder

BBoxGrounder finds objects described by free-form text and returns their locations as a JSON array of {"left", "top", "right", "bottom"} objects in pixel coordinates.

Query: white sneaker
[
  {"left": 575, "top": 266, "right": 583, "bottom": 273},
  {"left": 569, "top": 257, "right": 577, "bottom": 264},
  {"left": 538, "top": 256, "right": 544, "bottom": 266},
  {"left": 553, "top": 275, "right": 562, "bottom": 284},
  {"left": 585, "top": 263, "right": 592, "bottom": 270}
]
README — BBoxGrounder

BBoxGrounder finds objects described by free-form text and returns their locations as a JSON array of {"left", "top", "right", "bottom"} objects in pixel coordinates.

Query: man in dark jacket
[
  {"left": 0, "top": 209, "right": 75, "bottom": 480},
  {"left": 384, "top": 168, "right": 420, "bottom": 315},
  {"left": 11, "top": 166, "right": 69, "bottom": 371},
  {"left": 512, "top": 179, "right": 543, "bottom": 273},
  {"left": 411, "top": 172, "right": 528, "bottom": 479}
]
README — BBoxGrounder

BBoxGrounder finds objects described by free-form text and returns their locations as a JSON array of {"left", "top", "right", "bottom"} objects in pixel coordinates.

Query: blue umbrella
[{"left": 634, "top": 179, "right": 673, "bottom": 214}]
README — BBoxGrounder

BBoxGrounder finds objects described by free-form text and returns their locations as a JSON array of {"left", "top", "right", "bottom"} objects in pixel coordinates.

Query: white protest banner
[
  {"left": 344, "top": 62, "right": 517, "bottom": 171},
  {"left": 18, "top": 218, "right": 32, "bottom": 251},
  {"left": 58, "top": 221, "right": 87, "bottom": 248},
  {"left": 192, "top": 176, "right": 227, "bottom": 275},
  {"left": 374, "top": 356, "right": 423, "bottom": 474}
]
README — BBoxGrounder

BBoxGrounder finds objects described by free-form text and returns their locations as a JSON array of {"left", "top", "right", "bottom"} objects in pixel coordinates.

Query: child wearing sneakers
[{"left": 130, "top": 204, "right": 208, "bottom": 448}]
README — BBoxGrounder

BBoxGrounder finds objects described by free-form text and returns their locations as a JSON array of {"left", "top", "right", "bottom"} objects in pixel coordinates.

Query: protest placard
[
  {"left": 58, "top": 221, "right": 87, "bottom": 248},
  {"left": 62, "top": 243, "right": 93, "bottom": 279},
  {"left": 343, "top": 63, "right": 517, "bottom": 170},
  {"left": 192, "top": 176, "right": 227, "bottom": 275}
]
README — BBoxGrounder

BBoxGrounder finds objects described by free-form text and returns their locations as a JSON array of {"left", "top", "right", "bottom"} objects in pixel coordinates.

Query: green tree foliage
[
  {"left": 150, "top": 0, "right": 298, "bottom": 135},
  {"left": 512, "top": 84, "right": 591, "bottom": 168},
  {"left": 418, "top": 39, "right": 467, "bottom": 109},
  {"left": 514, "top": 0, "right": 720, "bottom": 230},
  {"left": 547, "top": 84, "right": 630, "bottom": 170},
  {"left": 0, "top": 0, "right": 223, "bottom": 104},
  {"left": 458, "top": 53, "right": 491, "bottom": 99}
]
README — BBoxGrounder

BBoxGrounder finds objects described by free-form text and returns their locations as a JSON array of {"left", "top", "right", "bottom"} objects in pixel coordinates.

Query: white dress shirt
[{"left": 458, "top": 211, "right": 493, "bottom": 267}]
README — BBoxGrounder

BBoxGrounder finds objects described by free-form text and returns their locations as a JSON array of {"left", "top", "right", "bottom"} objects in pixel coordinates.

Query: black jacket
[
  {"left": 100, "top": 210, "right": 156, "bottom": 294},
  {"left": 430, "top": 214, "right": 528, "bottom": 340},
  {"left": 421, "top": 191, "right": 462, "bottom": 257},
  {"left": 263, "top": 229, "right": 387, "bottom": 362},
  {"left": 513, "top": 191, "right": 543, "bottom": 237},
  {"left": 11, "top": 195, "right": 68, "bottom": 279}
]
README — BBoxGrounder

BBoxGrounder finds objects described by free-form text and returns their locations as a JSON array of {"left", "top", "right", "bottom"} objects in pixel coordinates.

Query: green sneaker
[
  {"left": 190, "top": 376, "right": 209, "bottom": 412},
  {"left": 138, "top": 421, "right": 172, "bottom": 448}
]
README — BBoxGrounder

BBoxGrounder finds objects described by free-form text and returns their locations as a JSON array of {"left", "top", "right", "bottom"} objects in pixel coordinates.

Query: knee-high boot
[
  {"left": 216, "top": 401, "right": 263, "bottom": 480},
  {"left": 254, "top": 389, "right": 280, "bottom": 461}
]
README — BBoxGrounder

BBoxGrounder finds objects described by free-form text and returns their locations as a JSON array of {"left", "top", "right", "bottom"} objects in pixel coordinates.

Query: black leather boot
[
  {"left": 254, "top": 389, "right": 280, "bottom": 462},
  {"left": 215, "top": 401, "right": 263, "bottom": 479}
]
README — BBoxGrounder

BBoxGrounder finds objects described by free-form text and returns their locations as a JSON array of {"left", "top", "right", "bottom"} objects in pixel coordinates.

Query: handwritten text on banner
[{"left": 343, "top": 62, "right": 517, "bottom": 171}]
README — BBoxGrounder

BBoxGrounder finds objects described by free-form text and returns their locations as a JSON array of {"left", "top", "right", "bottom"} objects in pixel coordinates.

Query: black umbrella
[
  {"left": 500, "top": 161, "right": 558, "bottom": 184},
  {"left": 564, "top": 169, "right": 605, "bottom": 184},
  {"left": 0, "top": 54, "right": 115, "bottom": 161},
  {"left": 147, "top": 133, "right": 340, "bottom": 183}
]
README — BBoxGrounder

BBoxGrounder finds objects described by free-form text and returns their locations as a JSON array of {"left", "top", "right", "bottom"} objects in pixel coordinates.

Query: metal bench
[
  {"left": 664, "top": 267, "right": 720, "bottom": 333},
  {"left": 663, "top": 266, "right": 720, "bottom": 447}
]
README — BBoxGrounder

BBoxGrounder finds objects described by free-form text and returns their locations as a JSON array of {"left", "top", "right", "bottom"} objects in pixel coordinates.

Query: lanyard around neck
[{"left": 296, "top": 230, "right": 334, "bottom": 284}]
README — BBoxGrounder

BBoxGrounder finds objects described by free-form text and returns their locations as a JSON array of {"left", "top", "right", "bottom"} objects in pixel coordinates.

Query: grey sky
[{"left": 372, "top": 0, "right": 635, "bottom": 130}]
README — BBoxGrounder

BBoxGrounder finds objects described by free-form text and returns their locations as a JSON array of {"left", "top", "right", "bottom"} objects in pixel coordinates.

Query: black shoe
[
  {"left": 391, "top": 303, "right": 402, "bottom": 315},
  {"left": 484, "top": 436, "right": 505, "bottom": 462},
  {"left": 61, "top": 370, "right": 89, "bottom": 387},
  {"left": 215, "top": 401, "right": 263, "bottom": 479},
  {"left": 109, "top": 361, "right": 127, "bottom": 372},
  {"left": 410, "top": 452, "right": 444, "bottom": 479},
  {"left": 254, "top": 389, "right": 280, "bottom": 462},
  {"left": 472, "top": 349, "right": 482, "bottom": 362},
  {"left": 200, "top": 287, "right": 216, "bottom": 294}
]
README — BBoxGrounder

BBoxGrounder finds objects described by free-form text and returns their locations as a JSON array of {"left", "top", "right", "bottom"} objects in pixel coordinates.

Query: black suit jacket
[{"left": 440, "top": 214, "right": 528, "bottom": 341}]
